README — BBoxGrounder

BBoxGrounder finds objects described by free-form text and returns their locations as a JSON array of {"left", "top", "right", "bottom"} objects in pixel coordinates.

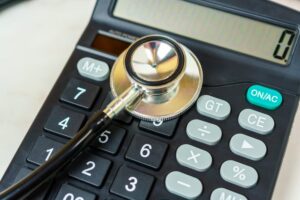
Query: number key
[
  {"left": 44, "top": 106, "right": 85, "bottom": 138},
  {"left": 27, "top": 136, "right": 63, "bottom": 165},
  {"left": 92, "top": 125, "right": 126, "bottom": 154},
  {"left": 55, "top": 184, "right": 96, "bottom": 200},
  {"left": 139, "top": 118, "right": 179, "bottom": 137},
  {"left": 60, "top": 79, "right": 100, "bottom": 109},
  {"left": 125, "top": 135, "right": 168, "bottom": 169},
  {"left": 69, "top": 152, "right": 111, "bottom": 187},
  {"left": 110, "top": 166, "right": 154, "bottom": 200}
]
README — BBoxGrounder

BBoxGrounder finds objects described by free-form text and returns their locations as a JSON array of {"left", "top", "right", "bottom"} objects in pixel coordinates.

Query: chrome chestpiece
[{"left": 110, "top": 35, "right": 203, "bottom": 121}]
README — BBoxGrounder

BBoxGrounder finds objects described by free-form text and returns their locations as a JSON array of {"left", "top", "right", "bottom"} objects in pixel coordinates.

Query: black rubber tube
[{"left": 0, "top": 111, "right": 111, "bottom": 200}]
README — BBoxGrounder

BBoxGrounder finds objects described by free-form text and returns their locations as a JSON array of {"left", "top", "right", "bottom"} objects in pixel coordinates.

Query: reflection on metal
[
  {"left": 130, "top": 40, "right": 179, "bottom": 82},
  {"left": 110, "top": 35, "right": 203, "bottom": 121}
]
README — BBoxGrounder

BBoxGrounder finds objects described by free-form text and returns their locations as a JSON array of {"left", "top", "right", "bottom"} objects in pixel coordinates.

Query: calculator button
[
  {"left": 125, "top": 134, "right": 168, "bottom": 169},
  {"left": 220, "top": 160, "right": 258, "bottom": 188},
  {"left": 115, "top": 111, "right": 133, "bottom": 124},
  {"left": 44, "top": 106, "right": 85, "bottom": 138},
  {"left": 14, "top": 168, "right": 32, "bottom": 183},
  {"left": 238, "top": 109, "right": 274, "bottom": 135},
  {"left": 69, "top": 152, "right": 111, "bottom": 187},
  {"left": 55, "top": 184, "right": 96, "bottom": 200},
  {"left": 27, "top": 136, "right": 64, "bottom": 165},
  {"left": 60, "top": 79, "right": 100, "bottom": 109},
  {"left": 139, "top": 118, "right": 179, "bottom": 137},
  {"left": 101, "top": 93, "right": 133, "bottom": 124},
  {"left": 230, "top": 133, "right": 267, "bottom": 161},
  {"left": 77, "top": 57, "right": 110, "bottom": 81},
  {"left": 110, "top": 166, "right": 154, "bottom": 200},
  {"left": 92, "top": 125, "right": 126, "bottom": 154},
  {"left": 165, "top": 171, "right": 202, "bottom": 199},
  {"left": 247, "top": 84, "right": 282, "bottom": 110},
  {"left": 197, "top": 95, "right": 231, "bottom": 120},
  {"left": 186, "top": 119, "right": 222, "bottom": 145},
  {"left": 210, "top": 188, "right": 247, "bottom": 200},
  {"left": 15, "top": 168, "right": 51, "bottom": 199},
  {"left": 176, "top": 144, "right": 212, "bottom": 172},
  {"left": 115, "top": 110, "right": 133, "bottom": 124}
]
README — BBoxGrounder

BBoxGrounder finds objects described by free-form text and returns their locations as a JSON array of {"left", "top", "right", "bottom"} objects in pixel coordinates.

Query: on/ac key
[{"left": 247, "top": 84, "right": 283, "bottom": 110}]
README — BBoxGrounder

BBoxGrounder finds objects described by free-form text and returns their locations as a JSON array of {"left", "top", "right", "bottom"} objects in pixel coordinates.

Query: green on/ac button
[{"left": 247, "top": 85, "right": 282, "bottom": 110}]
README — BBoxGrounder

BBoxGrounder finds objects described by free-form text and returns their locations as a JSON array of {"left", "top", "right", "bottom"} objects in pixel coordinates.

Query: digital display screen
[{"left": 113, "top": 0, "right": 297, "bottom": 65}]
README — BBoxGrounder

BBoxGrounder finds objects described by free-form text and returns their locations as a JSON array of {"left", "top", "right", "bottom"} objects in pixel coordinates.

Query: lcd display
[{"left": 113, "top": 0, "right": 297, "bottom": 65}]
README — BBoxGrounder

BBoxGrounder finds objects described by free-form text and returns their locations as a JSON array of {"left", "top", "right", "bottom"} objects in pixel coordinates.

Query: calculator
[{"left": 1, "top": 0, "right": 300, "bottom": 199}]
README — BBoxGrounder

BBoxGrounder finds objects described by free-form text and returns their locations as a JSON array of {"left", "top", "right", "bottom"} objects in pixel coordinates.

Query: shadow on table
[{"left": 0, "top": 0, "right": 30, "bottom": 12}]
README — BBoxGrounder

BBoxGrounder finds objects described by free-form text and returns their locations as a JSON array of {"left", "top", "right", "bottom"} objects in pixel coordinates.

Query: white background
[{"left": 0, "top": 0, "right": 299, "bottom": 199}]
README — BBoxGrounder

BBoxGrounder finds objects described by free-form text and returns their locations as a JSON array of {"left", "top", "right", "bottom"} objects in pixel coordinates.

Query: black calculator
[{"left": 1, "top": 0, "right": 300, "bottom": 199}]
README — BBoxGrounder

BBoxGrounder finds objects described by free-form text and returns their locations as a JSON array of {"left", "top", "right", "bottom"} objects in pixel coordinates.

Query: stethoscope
[{"left": 0, "top": 35, "right": 203, "bottom": 199}]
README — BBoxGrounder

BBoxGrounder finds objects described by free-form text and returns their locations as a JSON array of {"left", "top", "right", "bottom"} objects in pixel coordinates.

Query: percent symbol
[{"left": 233, "top": 166, "right": 246, "bottom": 181}]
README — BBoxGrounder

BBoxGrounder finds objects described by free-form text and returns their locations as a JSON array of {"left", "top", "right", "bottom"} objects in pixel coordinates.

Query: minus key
[{"left": 165, "top": 171, "right": 202, "bottom": 199}]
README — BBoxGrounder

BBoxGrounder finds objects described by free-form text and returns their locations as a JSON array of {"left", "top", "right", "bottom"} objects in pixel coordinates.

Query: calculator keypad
[{"left": 7, "top": 52, "right": 289, "bottom": 200}]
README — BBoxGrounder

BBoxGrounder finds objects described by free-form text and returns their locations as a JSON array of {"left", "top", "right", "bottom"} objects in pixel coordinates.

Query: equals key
[{"left": 187, "top": 119, "right": 222, "bottom": 145}]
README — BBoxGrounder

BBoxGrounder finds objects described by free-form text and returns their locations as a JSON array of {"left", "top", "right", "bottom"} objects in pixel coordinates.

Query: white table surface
[{"left": 0, "top": 0, "right": 299, "bottom": 199}]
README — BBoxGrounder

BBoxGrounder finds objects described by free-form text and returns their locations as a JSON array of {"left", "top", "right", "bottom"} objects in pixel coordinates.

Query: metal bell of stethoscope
[{"left": 0, "top": 35, "right": 203, "bottom": 199}]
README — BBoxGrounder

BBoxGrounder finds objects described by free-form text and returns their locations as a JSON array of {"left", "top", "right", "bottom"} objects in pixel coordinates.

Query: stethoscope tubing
[
  {"left": 0, "top": 84, "right": 142, "bottom": 199},
  {"left": 0, "top": 111, "right": 111, "bottom": 200}
]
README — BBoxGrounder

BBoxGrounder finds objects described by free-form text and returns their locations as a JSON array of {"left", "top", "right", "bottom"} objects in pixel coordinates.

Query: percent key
[{"left": 220, "top": 160, "right": 258, "bottom": 188}]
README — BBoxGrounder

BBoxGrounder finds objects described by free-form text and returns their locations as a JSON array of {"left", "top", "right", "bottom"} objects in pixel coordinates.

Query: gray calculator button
[
  {"left": 220, "top": 160, "right": 258, "bottom": 188},
  {"left": 176, "top": 144, "right": 212, "bottom": 172},
  {"left": 238, "top": 109, "right": 274, "bottom": 135},
  {"left": 165, "top": 171, "right": 202, "bottom": 199},
  {"left": 211, "top": 188, "right": 247, "bottom": 200},
  {"left": 230, "top": 134, "right": 267, "bottom": 161},
  {"left": 77, "top": 57, "right": 109, "bottom": 81},
  {"left": 197, "top": 95, "right": 231, "bottom": 120},
  {"left": 187, "top": 119, "right": 222, "bottom": 145}
]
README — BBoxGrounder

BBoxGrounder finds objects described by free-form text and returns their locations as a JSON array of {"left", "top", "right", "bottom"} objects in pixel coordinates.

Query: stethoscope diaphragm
[{"left": 110, "top": 35, "right": 203, "bottom": 121}]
